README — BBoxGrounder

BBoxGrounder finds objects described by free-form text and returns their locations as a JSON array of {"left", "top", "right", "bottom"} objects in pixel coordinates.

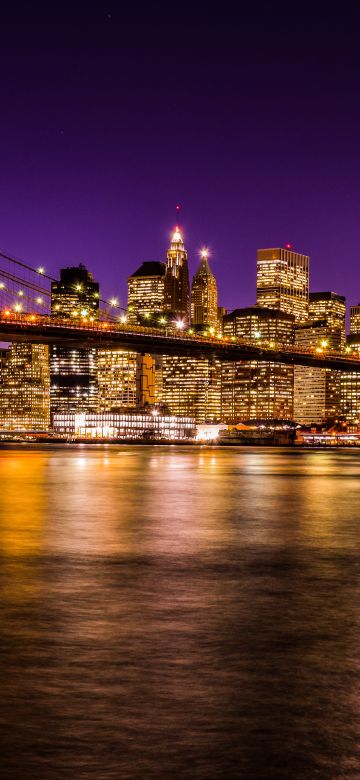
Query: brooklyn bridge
[{"left": 0, "top": 247, "right": 359, "bottom": 371}]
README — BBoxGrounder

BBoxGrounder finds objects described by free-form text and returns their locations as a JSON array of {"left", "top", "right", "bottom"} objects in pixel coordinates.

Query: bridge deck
[{"left": 0, "top": 314, "right": 359, "bottom": 371}]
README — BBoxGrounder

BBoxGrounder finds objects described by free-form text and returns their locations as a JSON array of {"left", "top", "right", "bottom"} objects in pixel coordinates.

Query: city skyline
[{"left": 1, "top": 222, "right": 358, "bottom": 320}]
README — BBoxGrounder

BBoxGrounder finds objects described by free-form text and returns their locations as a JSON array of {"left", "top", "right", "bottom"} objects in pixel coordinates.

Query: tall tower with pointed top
[
  {"left": 164, "top": 226, "right": 190, "bottom": 321},
  {"left": 191, "top": 250, "right": 218, "bottom": 328}
]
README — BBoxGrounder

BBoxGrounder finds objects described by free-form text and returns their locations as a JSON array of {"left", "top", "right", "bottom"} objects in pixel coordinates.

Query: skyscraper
[
  {"left": 50, "top": 265, "right": 99, "bottom": 415},
  {"left": 221, "top": 307, "right": 295, "bottom": 422},
  {"left": 191, "top": 250, "right": 218, "bottom": 329},
  {"left": 164, "top": 227, "right": 190, "bottom": 322},
  {"left": 0, "top": 344, "right": 50, "bottom": 430},
  {"left": 293, "top": 292, "right": 345, "bottom": 424},
  {"left": 350, "top": 305, "right": 360, "bottom": 335},
  {"left": 340, "top": 330, "right": 360, "bottom": 424},
  {"left": 309, "top": 292, "right": 346, "bottom": 349},
  {"left": 256, "top": 246, "right": 309, "bottom": 322},
  {"left": 162, "top": 355, "right": 221, "bottom": 423},
  {"left": 51, "top": 264, "right": 99, "bottom": 319},
  {"left": 127, "top": 261, "right": 166, "bottom": 324},
  {"left": 97, "top": 350, "right": 137, "bottom": 412},
  {"left": 294, "top": 323, "right": 341, "bottom": 424}
]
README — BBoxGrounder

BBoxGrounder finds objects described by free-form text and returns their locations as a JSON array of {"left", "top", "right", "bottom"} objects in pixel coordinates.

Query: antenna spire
[{"left": 175, "top": 203, "right": 181, "bottom": 229}]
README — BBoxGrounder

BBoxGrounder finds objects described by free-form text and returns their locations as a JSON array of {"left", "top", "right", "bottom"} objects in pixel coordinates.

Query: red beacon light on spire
[{"left": 285, "top": 243, "right": 292, "bottom": 250}]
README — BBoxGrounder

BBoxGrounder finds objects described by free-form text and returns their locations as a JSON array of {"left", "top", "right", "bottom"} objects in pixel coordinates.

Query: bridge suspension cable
[{"left": 0, "top": 248, "right": 127, "bottom": 319}]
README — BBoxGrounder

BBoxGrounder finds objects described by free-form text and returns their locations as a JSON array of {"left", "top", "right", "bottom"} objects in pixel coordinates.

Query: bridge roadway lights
[{"left": 0, "top": 314, "right": 360, "bottom": 371}]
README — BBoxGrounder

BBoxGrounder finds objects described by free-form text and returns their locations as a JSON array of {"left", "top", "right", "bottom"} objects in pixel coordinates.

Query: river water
[{"left": 1, "top": 445, "right": 360, "bottom": 779}]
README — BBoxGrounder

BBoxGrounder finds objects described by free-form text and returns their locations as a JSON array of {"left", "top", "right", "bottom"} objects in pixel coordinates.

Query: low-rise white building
[{"left": 52, "top": 411, "right": 196, "bottom": 440}]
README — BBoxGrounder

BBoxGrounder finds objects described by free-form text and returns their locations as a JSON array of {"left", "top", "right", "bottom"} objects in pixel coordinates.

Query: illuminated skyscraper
[
  {"left": 164, "top": 227, "right": 190, "bottom": 322},
  {"left": 293, "top": 292, "right": 345, "bottom": 424},
  {"left": 294, "top": 323, "right": 341, "bottom": 424},
  {"left": 191, "top": 250, "right": 218, "bottom": 328},
  {"left": 0, "top": 344, "right": 50, "bottom": 430},
  {"left": 51, "top": 264, "right": 99, "bottom": 319},
  {"left": 162, "top": 355, "right": 221, "bottom": 423},
  {"left": 97, "top": 350, "right": 137, "bottom": 412},
  {"left": 309, "top": 292, "right": 346, "bottom": 349},
  {"left": 350, "top": 305, "right": 360, "bottom": 335},
  {"left": 340, "top": 331, "right": 360, "bottom": 424},
  {"left": 221, "top": 307, "right": 294, "bottom": 422},
  {"left": 127, "top": 261, "right": 166, "bottom": 324},
  {"left": 50, "top": 265, "right": 99, "bottom": 415},
  {"left": 256, "top": 246, "right": 309, "bottom": 322}
]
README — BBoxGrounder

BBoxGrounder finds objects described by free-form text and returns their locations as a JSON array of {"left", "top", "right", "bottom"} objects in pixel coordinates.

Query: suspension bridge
[{"left": 0, "top": 247, "right": 360, "bottom": 371}]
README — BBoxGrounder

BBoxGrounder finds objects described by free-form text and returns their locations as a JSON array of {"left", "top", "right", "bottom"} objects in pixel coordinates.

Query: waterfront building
[
  {"left": 309, "top": 292, "right": 346, "bottom": 349},
  {"left": 190, "top": 250, "right": 218, "bottom": 328},
  {"left": 256, "top": 246, "right": 309, "bottom": 322},
  {"left": 164, "top": 227, "right": 190, "bottom": 322},
  {"left": 221, "top": 307, "right": 294, "bottom": 422},
  {"left": 52, "top": 411, "right": 196, "bottom": 440},
  {"left": 127, "top": 261, "right": 166, "bottom": 324},
  {"left": 50, "top": 265, "right": 99, "bottom": 415},
  {"left": 161, "top": 355, "right": 221, "bottom": 423},
  {"left": 0, "top": 344, "right": 50, "bottom": 430}
]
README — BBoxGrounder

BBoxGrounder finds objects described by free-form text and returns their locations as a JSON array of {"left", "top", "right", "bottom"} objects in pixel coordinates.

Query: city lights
[{"left": 0, "top": 230, "right": 358, "bottom": 435}]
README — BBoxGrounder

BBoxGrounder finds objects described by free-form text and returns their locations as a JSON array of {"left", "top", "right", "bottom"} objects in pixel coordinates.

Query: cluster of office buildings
[{"left": 0, "top": 226, "right": 360, "bottom": 436}]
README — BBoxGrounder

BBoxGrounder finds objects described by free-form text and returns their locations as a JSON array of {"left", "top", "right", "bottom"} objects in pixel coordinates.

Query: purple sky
[{"left": 1, "top": 5, "right": 360, "bottom": 315}]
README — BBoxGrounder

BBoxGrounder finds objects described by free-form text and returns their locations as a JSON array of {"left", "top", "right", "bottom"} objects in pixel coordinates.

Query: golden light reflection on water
[
  {"left": 1, "top": 446, "right": 360, "bottom": 561},
  {"left": 1, "top": 446, "right": 360, "bottom": 778},
  {"left": 0, "top": 453, "right": 46, "bottom": 556},
  {"left": 0, "top": 452, "right": 47, "bottom": 604}
]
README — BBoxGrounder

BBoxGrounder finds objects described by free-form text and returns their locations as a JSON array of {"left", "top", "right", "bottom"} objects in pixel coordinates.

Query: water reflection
[{"left": 1, "top": 446, "right": 360, "bottom": 778}]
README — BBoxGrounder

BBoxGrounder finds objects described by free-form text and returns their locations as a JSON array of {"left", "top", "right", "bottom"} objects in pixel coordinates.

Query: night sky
[{"left": 1, "top": 4, "right": 360, "bottom": 314}]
